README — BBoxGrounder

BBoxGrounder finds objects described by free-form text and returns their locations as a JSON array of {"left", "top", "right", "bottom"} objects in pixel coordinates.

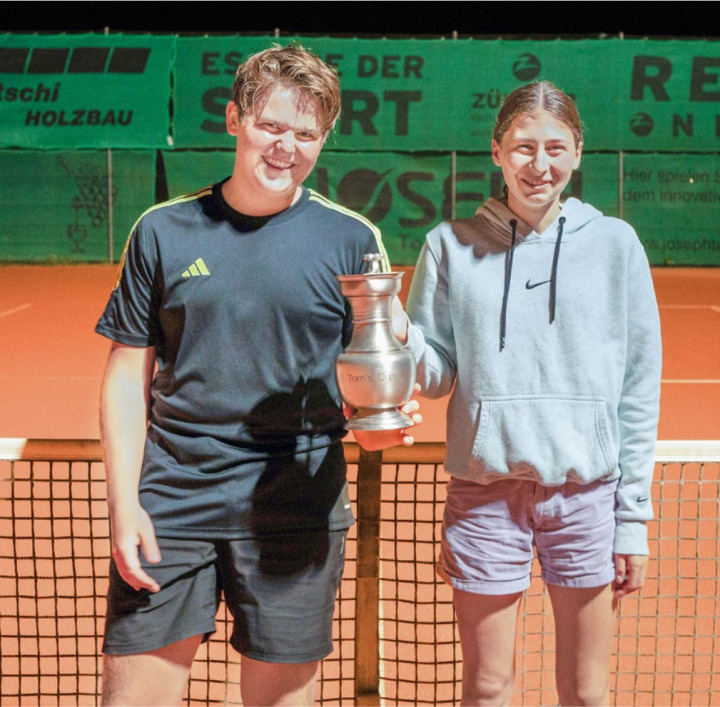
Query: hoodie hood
[
  {"left": 449, "top": 197, "right": 604, "bottom": 351},
  {"left": 449, "top": 196, "right": 602, "bottom": 256}
]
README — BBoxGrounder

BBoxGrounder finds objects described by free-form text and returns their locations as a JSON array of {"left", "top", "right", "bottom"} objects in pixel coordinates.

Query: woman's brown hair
[{"left": 493, "top": 81, "right": 583, "bottom": 146}]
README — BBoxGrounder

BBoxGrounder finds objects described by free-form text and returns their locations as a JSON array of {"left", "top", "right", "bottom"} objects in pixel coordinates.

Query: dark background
[{"left": 1, "top": 1, "right": 717, "bottom": 38}]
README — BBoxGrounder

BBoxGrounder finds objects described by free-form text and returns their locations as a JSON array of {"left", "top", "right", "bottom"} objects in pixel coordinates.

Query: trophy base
[{"left": 346, "top": 408, "right": 415, "bottom": 431}]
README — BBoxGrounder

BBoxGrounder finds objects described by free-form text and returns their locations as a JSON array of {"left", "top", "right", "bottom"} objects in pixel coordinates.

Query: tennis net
[{"left": 1, "top": 439, "right": 718, "bottom": 705}]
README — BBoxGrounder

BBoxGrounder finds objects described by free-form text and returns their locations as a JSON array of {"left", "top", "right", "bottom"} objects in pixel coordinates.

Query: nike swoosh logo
[
  {"left": 525, "top": 279, "right": 550, "bottom": 290},
  {"left": 636, "top": 496, "right": 649, "bottom": 503}
]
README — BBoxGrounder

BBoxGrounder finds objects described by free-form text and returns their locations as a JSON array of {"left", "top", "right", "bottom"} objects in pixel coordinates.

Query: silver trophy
[{"left": 336, "top": 254, "right": 417, "bottom": 431}]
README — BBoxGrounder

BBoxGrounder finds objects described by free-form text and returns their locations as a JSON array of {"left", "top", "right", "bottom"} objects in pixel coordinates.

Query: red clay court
[
  {"left": 0, "top": 264, "right": 719, "bottom": 706},
  {"left": 0, "top": 264, "right": 718, "bottom": 441}
]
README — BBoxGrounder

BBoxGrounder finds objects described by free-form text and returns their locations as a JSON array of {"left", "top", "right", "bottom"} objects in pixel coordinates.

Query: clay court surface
[
  {"left": 0, "top": 264, "right": 718, "bottom": 441},
  {"left": 1, "top": 264, "right": 719, "bottom": 705}
]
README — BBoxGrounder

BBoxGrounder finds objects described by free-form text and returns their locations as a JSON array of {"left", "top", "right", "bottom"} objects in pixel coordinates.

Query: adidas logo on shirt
[{"left": 182, "top": 258, "right": 210, "bottom": 277}]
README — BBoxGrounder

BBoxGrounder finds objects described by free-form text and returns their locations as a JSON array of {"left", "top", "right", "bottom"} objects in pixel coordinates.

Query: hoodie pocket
[{"left": 470, "top": 395, "right": 616, "bottom": 482}]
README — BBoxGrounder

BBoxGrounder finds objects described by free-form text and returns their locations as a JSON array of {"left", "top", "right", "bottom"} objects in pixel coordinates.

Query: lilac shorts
[{"left": 438, "top": 476, "right": 618, "bottom": 595}]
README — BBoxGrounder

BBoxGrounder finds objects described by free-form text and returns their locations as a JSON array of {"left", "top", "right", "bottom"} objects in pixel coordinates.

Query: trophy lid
[
  {"left": 363, "top": 253, "right": 384, "bottom": 274},
  {"left": 336, "top": 253, "right": 404, "bottom": 291}
]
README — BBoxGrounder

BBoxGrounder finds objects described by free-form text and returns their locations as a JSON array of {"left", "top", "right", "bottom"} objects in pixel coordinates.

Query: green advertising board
[
  {"left": 171, "top": 36, "right": 720, "bottom": 153},
  {"left": 0, "top": 34, "right": 174, "bottom": 148},
  {"left": 1, "top": 34, "right": 718, "bottom": 151},
  {"left": 0, "top": 150, "right": 154, "bottom": 261},
  {"left": 622, "top": 153, "right": 720, "bottom": 265},
  {"left": 3, "top": 147, "right": 718, "bottom": 266},
  {"left": 305, "top": 151, "right": 451, "bottom": 263},
  {"left": 172, "top": 35, "right": 456, "bottom": 150},
  {"left": 160, "top": 149, "right": 452, "bottom": 264},
  {"left": 159, "top": 151, "right": 620, "bottom": 265},
  {"left": 616, "top": 41, "right": 720, "bottom": 152},
  {"left": 1, "top": 33, "right": 718, "bottom": 265}
]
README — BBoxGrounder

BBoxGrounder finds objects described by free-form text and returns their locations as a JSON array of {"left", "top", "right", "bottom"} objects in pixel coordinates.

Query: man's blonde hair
[{"left": 232, "top": 44, "right": 341, "bottom": 134}]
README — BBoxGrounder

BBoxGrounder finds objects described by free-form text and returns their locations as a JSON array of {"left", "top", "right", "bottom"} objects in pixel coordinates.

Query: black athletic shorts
[{"left": 102, "top": 529, "right": 347, "bottom": 663}]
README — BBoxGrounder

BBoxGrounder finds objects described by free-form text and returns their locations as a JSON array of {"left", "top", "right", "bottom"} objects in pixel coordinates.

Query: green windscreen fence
[
  {"left": 1, "top": 33, "right": 718, "bottom": 264},
  {"left": 0, "top": 151, "right": 154, "bottom": 262},
  {"left": 3, "top": 150, "right": 717, "bottom": 265}
]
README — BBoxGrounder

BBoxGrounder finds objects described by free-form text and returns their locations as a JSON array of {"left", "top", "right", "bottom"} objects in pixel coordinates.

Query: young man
[{"left": 96, "top": 44, "right": 418, "bottom": 706}]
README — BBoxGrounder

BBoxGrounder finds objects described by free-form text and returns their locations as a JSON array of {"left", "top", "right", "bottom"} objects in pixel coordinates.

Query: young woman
[{"left": 402, "top": 82, "right": 662, "bottom": 705}]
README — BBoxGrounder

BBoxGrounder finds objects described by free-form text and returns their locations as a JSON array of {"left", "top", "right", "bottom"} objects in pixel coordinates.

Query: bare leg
[
  {"left": 100, "top": 634, "right": 203, "bottom": 706},
  {"left": 453, "top": 589, "right": 524, "bottom": 706},
  {"left": 240, "top": 655, "right": 319, "bottom": 706},
  {"left": 547, "top": 583, "right": 615, "bottom": 706}
]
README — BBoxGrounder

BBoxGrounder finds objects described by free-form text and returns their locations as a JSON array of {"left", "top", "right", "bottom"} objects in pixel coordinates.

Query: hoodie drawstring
[
  {"left": 549, "top": 216, "right": 565, "bottom": 324},
  {"left": 499, "top": 216, "right": 565, "bottom": 351},
  {"left": 499, "top": 219, "right": 517, "bottom": 351}
]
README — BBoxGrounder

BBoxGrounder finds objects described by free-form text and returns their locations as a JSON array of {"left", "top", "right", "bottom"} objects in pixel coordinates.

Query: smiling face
[
  {"left": 225, "top": 84, "right": 326, "bottom": 215},
  {"left": 492, "top": 109, "right": 582, "bottom": 232}
]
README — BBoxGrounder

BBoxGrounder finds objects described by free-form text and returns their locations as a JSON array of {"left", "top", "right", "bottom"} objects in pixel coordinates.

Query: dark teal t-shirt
[{"left": 96, "top": 182, "right": 387, "bottom": 538}]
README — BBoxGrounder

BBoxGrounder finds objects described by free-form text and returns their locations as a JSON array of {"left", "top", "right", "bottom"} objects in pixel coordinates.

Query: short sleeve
[{"left": 95, "top": 219, "right": 160, "bottom": 347}]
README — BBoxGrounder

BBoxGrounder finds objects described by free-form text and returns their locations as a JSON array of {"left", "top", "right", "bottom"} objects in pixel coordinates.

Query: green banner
[
  {"left": 617, "top": 40, "right": 720, "bottom": 152},
  {"left": 160, "top": 151, "right": 621, "bottom": 266},
  {"left": 173, "top": 36, "right": 281, "bottom": 150},
  {"left": 306, "top": 152, "right": 451, "bottom": 263},
  {"left": 173, "top": 36, "right": 456, "bottom": 150},
  {"left": 162, "top": 149, "right": 233, "bottom": 199},
  {"left": 4, "top": 148, "right": 718, "bottom": 265},
  {"left": 622, "top": 154, "right": 720, "bottom": 265},
  {"left": 161, "top": 149, "right": 451, "bottom": 264},
  {"left": 449, "top": 39, "right": 718, "bottom": 152},
  {"left": 453, "top": 39, "right": 624, "bottom": 153},
  {"left": 1, "top": 34, "right": 718, "bottom": 152},
  {"left": 172, "top": 36, "right": 719, "bottom": 153},
  {"left": 0, "top": 34, "right": 174, "bottom": 148},
  {"left": 0, "top": 150, "right": 155, "bottom": 262}
]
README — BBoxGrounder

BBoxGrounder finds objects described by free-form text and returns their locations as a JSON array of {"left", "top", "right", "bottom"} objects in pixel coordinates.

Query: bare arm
[{"left": 100, "top": 342, "right": 161, "bottom": 592}]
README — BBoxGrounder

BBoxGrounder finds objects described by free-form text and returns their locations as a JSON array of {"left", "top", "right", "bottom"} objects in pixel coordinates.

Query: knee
[
  {"left": 558, "top": 682, "right": 609, "bottom": 707},
  {"left": 462, "top": 673, "right": 514, "bottom": 706}
]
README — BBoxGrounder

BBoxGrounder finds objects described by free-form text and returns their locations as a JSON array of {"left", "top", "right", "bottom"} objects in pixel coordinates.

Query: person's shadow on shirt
[{"left": 244, "top": 378, "right": 349, "bottom": 576}]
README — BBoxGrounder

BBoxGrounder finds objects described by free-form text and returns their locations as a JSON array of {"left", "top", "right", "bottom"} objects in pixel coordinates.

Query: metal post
[
  {"left": 618, "top": 32, "right": 625, "bottom": 221},
  {"left": 353, "top": 447, "right": 383, "bottom": 706},
  {"left": 104, "top": 26, "right": 114, "bottom": 263},
  {"left": 450, "top": 30, "right": 458, "bottom": 220},
  {"left": 618, "top": 150, "right": 624, "bottom": 220},
  {"left": 106, "top": 148, "right": 114, "bottom": 263},
  {"left": 450, "top": 151, "right": 457, "bottom": 220}
]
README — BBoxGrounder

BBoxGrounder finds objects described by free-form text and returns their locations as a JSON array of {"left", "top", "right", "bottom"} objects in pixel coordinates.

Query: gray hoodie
[{"left": 405, "top": 197, "right": 662, "bottom": 555}]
